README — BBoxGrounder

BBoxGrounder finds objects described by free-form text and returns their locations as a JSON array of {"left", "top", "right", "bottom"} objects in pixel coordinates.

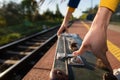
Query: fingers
[
  {"left": 73, "top": 43, "right": 89, "bottom": 56},
  {"left": 57, "top": 27, "right": 64, "bottom": 36},
  {"left": 64, "top": 27, "right": 69, "bottom": 33},
  {"left": 57, "top": 26, "right": 68, "bottom": 36},
  {"left": 57, "top": 29, "right": 63, "bottom": 36},
  {"left": 73, "top": 51, "right": 79, "bottom": 56}
]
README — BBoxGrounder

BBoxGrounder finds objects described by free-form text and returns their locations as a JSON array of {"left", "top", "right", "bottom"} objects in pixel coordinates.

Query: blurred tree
[
  {"left": 21, "top": 0, "right": 39, "bottom": 21},
  {"left": 41, "top": 4, "right": 63, "bottom": 21},
  {"left": 80, "top": 5, "right": 98, "bottom": 21},
  {"left": 80, "top": 13, "right": 87, "bottom": 20},
  {"left": 21, "top": 0, "right": 33, "bottom": 21},
  {"left": 55, "top": 4, "right": 63, "bottom": 21},
  {"left": 0, "top": 0, "right": 64, "bottom": 26},
  {"left": 0, "top": 1, "right": 22, "bottom": 26},
  {"left": 0, "top": 15, "right": 6, "bottom": 27},
  {"left": 31, "top": 0, "right": 39, "bottom": 21},
  {"left": 42, "top": 9, "right": 54, "bottom": 20}
]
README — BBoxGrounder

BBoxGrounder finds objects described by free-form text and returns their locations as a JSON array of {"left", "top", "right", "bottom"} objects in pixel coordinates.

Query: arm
[
  {"left": 73, "top": 0, "right": 119, "bottom": 73},
  {"left": 57, "top": 7, "right": 74, "bottom": 36},
  {"left": 73, "top": 0, "right": 120, "bottom": 56},
  {"left": 57, "top": 0, "right": 81, "bottom": 36},
  {"left": 73, "top": 7, "right": 113, "bottom": 56}
]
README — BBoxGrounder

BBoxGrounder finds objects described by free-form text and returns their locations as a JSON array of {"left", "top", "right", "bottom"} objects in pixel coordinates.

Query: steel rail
[{"left": 0, "top": 26, "right": 59, "bottom": 80}]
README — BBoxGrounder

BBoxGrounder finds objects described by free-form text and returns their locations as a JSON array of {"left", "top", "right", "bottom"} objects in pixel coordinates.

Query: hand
[
  {"left": 72, "top": 26, "right": 108, "bottom": 58},
  {"left": 57, "top": 25, "right": 68, "bottom": 36},
  {"left": 72, "top": 7, "right": 113, "bottom": 72},
  {"left": 73, "top": 50, "right": 81, "bottom": 56},
  {"left": 72, "top": 7, "right": 112, "bottom": 58},
  {"left": 57, "top": 7, "right": 72, "bottom": 36}
]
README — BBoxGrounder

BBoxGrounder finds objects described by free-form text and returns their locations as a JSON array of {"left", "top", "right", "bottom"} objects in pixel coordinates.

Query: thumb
[{"left": 73, "top": 43, "right": 90, "bottom": 56}]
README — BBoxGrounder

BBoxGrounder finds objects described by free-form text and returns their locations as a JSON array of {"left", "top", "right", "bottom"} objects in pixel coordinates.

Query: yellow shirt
[
  {"left": 100, "top": 0, "right": 120, "bottom": 12},
  {"left": 68, "top": 7, "right": 75, "bottom": 12}
]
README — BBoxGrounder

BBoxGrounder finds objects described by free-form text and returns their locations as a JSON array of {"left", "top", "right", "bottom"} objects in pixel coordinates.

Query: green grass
[{"left": 0, "top": 20, "right": 61, "bottom": 46}]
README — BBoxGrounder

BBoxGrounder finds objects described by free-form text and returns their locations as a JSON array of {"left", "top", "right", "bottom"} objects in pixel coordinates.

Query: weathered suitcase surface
[
  {"left": 50, "top": 35, "right": 68, "bottom": 80},
  {"left": 50, "top": 33, "right": 107, "bottom": 80}
]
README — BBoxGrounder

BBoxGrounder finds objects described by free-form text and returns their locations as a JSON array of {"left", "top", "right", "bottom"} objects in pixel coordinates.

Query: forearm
[
  {"left": 62, "top": 7, "right": 74, "bottom": 27},
  {"left": 91, "top": 7, "right": 113, "bottom": 31},
  {"left": 57, "top": 0, "right": 81, "bottom": 36},
  {"left": 91, "top": 0, "right": 119, "bottom": 31},
  {"left": 62, "top": 0, "right": 81, "bottom": 26},
  {"left": 57, "top": 7, "right": 75, "bottom": 36}
]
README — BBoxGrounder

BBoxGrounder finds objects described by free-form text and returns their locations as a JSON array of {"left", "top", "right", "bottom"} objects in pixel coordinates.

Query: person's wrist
[{"left": 91, "top": 7, "right": 112, "bottom": 30}]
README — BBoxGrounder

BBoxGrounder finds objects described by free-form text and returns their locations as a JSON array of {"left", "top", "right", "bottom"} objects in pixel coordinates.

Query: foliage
[
  {"left": 0, "top": 33, "right": 21, "bottom": 45},
  {"left": 41, "top": 4, "right": 63, "bottom": 21},
  {"left": 21, "top": 0, "right": 39, "bottom": 21},
  {"left": 0, "top": 0, "right": 64, "bottom": 46},
  {"left": 80, "top": 4, "right": 120, "bottom": 22},
  {"left": 55, "top": 4, "right": 63, "bottom": 21},
  {"left": 0, "top": 15, "right": 6, "bottom": 27},
  {"left": 0, "top": 1, "right": 22, "bottom": 26},
  {"left": 79, "top": 5, "right": 98, "bottom": 21},
  {"left": 0, "top": 20, "right": 61, "bottom": 46},
  {"left": 0, "top": 0, "right": 63, "bottom": 26},
  {"left": 80, "top": 13, "right": 88, "bottom": 20}
]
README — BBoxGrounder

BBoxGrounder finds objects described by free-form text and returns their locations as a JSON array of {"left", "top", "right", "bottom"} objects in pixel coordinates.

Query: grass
[{"left": 0, "top": 20, "right": 62, "bottom": 46}]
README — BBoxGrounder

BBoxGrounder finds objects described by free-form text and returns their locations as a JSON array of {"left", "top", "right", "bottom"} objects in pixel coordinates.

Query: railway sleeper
[
  {"left": 0, "top": 59, "right": 19, "bottom": 64},
  {"left": 17, "top": 45, "right": 38, "bottom": 50},
  {"left": 31, "top": 39, "right": 45, "bottom": 42},
  {"left": 6, "top": 51, "right": 30, "bottom": 55},
  {"left": 25, "top": 42, "right": 42, "bottom": 45}
]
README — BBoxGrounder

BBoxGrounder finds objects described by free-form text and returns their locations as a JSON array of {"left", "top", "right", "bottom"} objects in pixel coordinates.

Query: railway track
[{"left": 0, "top": 26, "right": 59, "bottom": 80}]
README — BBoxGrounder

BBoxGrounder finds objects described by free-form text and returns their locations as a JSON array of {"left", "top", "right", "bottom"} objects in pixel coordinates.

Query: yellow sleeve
[
  {"left": 100, "top": 0, "right": 120, "bottom": 12},
  {"left": 67, "top": 7, "right": 75, "bottom": 13}
]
